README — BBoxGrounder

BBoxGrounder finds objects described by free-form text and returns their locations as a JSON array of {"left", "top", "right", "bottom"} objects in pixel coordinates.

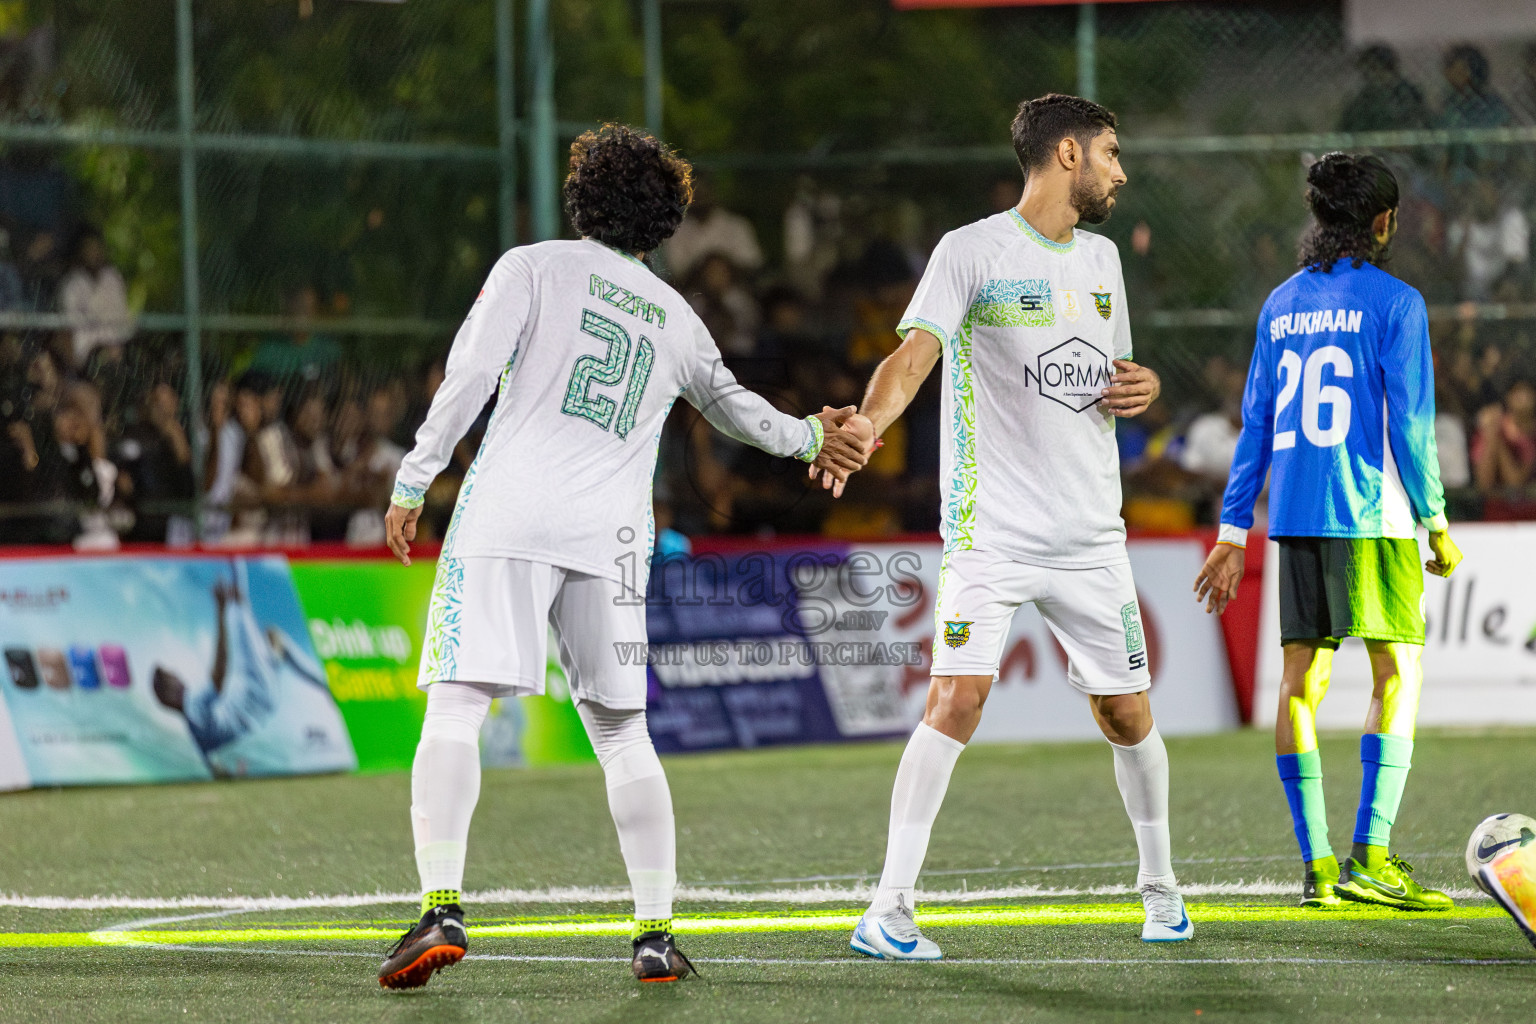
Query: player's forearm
[
  {"left": 392, "top": 368, "right": 496, "bottom": 507},
  {"left": 696, "top": 387, "right": 818, "bottom": 460},
  {"left": 1218, "top": 428, "right": 1270, "bottom": 540},
  {"left": 1385, "top": 420, "right": 1449, "bottom": 530},
  {"left": 861, "top": 333, "right": 939, "bottom": 436}
]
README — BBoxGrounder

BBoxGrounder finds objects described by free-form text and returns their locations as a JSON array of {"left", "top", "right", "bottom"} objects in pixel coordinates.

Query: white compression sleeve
[
  {"left": 577, "top": 701, "right": 676, "bottom": 922},
  {"left": 1110, "top": 724, "right": 1177, "bottom": 888},
  {"left": 870, "top": 722, "right": 965, "bottom": 915},
  {"left": 411, "top": 682, "right": 493, "bottom": 895}
]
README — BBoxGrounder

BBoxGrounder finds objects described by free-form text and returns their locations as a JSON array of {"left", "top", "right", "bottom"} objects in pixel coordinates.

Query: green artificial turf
[{"left": 1, "top": 728, "right": 1533, "bottom": 1022}]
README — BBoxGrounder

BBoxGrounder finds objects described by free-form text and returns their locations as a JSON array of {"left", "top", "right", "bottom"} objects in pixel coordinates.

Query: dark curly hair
[
  {"left": 1298, "top": 152, "right": 1399, "bottom": 273},
  {"left": 562, "top": 123, "right": 693, "bottom": 256}
]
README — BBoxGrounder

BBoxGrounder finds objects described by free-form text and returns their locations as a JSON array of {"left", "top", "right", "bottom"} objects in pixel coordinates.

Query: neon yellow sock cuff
[
  {"left": 422, "top": 889, "right": 462, "bottom": 915},
  {"left": 632, "top": 917, "right": 672, "bottom": 939}
]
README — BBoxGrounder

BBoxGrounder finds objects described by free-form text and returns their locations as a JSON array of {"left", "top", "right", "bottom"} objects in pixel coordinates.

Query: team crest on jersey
[
  {"left": 1092, "top": 291, "right": 1113, "bottom": 320},
  {"left": 943, "top": 620, "right": 973, "bottom": 649},
  {"left": 1061, "top": 289, "right": 1081, "bottom": 322}
]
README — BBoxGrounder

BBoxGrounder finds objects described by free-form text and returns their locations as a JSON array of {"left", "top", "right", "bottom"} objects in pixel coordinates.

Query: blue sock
[
  {"left": 1276, "top": 750, "right": 1330, "bottom": 862},
  {"left": 1354, "top": 734, "right": 1413, "bottom": 848}
]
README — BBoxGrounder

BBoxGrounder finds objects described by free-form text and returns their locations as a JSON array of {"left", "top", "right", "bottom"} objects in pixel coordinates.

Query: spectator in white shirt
[
  {"left": 1448, "top": 180, "right": 1530, "bottom": 302},
  {"left": 58, "top": 225, "right": 135, "bottom": 367},
  {"left": 662, "top": 177, "right": 762, "bottom": 282},
  {"left": 1180, "top": 359, "right": 1246, "bottom": 482}
]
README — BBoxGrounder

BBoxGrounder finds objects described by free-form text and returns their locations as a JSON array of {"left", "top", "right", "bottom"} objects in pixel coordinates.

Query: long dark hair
[{"left": 1298, "top": 152, "right": 1399, "bottom": 273}]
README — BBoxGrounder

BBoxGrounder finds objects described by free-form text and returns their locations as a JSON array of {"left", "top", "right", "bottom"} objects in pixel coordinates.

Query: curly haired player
[
  {"left": 376, "top": 123, "right": 873, "bottom": 988},
  {"left": 1195, "top": 153, "right": 1462, "bottom": 912}
]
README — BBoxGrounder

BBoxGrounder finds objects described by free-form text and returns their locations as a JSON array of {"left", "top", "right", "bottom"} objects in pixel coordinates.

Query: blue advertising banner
[
  {"left": 643, "top": 551, "right": 914, "bottom": 753},
  {"left": 0, "top": 555, "right": 356, "bottom": 786}
]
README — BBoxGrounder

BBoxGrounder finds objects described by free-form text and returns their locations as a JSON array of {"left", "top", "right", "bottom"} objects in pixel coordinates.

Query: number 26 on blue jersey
[{"left": 1274, "top": 345, "right": 1353, "bottom": 452}]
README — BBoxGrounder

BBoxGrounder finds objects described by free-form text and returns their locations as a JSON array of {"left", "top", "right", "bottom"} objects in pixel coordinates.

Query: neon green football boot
[
  {"left": 1300, "top": 856, "right": 1343, "bottom": 909},
  {"left": 1335, "top": 850, "right": 1453, "bottom": 911}
]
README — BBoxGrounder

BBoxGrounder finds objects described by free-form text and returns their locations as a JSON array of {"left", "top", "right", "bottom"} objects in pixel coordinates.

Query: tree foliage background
[{"left": 0, "top": 0, "right": 1388, "bottom": 369}]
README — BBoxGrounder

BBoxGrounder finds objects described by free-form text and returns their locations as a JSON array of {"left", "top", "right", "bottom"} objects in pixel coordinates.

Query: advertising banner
[
  {"left": 0, "top": 555, "right": 355, "bottom": 787},
  {"left": 1255, "top": 524, "right": 1536, "bottom": 729},
  {"left": 288, "top": 558, "right": 594, "bottom": 770},
  {"left": 643, "top": 549, "right": 914, "bottom": 753},
  {"left": 663, "top": 539, "right": 1238, "bottom": 748}
]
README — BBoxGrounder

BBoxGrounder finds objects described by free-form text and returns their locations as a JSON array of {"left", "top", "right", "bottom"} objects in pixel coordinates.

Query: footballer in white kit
[
  {"left": 836, "top": 95, "right": 1190, "bottom": 960},
  {"left": 375, "top": 124, "right": 872, "bottom": 989}
]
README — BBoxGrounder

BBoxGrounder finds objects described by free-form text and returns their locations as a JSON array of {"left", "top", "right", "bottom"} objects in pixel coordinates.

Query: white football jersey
[
  {"left": 394, "top": 239, "right": 818, "bottom": 582},
  {"left": 899, "top": 210, "right": 1133, "bottom": 569}
]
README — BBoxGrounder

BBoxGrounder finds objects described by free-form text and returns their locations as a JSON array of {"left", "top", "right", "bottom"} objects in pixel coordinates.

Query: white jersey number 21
[{"left": 1273, "top": 345, "right": 1353, "bottom": 451}]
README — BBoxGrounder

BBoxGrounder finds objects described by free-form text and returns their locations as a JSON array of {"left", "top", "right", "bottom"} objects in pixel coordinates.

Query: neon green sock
[
  {"left": 1350, "top": 843, "right": 1390, "bottom": 871},
  {"left": 422, "top": 889, "right": 461, "bottom": 916},
  {"left": 1354, "top": 733, "right": 1412, "bottom": 850},
  {"left": 632, "top": 917, "right": 672, "bottom": 939},
  {"left": 1305, "top": 856, "right": 1339, "bottom": 884}
]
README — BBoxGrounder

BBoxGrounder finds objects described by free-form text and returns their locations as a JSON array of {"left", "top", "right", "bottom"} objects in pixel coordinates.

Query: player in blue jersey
[{"left": 1193, "top": 153, "right": 1463, "bottom": 911}]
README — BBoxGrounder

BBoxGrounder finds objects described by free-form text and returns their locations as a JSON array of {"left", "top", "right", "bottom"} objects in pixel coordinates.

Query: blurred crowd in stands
[{"left": 4, "top": 41, "right": 1536, "bottom": 549}]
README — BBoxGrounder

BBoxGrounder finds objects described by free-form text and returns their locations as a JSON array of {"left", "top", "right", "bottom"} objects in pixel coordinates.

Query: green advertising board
[{"left": 288, "top": 560, "right": 595, "bottom": 772}]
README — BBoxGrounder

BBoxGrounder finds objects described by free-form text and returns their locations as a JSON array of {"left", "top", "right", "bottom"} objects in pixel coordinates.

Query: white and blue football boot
[
  {"left": 850, "top": 894, "right": 943, "bottom": 961},
  {"left": 1140, "top": 882, "right": 1193, "bottom": 942}
]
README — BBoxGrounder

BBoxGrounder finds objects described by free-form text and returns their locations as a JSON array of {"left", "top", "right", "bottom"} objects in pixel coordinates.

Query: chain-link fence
[{"left": 2, "top": 0, "right": 1533, "bottom": 547}]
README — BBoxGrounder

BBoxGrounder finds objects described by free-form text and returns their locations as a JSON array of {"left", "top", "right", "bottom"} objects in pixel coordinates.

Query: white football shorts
[
  {"left": 931, "top": 549, "right": 1151, "bottom": 696},
  {"left": 417, "top": 556, "right": 648, "bottom": 709}
]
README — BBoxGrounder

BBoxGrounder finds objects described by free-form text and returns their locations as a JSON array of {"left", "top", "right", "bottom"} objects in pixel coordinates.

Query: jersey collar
[
  {"left": 1008, "top": 208, "right": 1076, "bottom": 254},
  {"left": 585, "top": 237, "right": 649, "bottom": 268}
]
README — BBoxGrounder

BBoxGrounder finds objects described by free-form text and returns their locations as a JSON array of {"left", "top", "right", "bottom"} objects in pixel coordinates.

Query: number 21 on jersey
[
  {"left": 562, "top": 308, "right": 655, "bottom": 440},
  {"left": 1274, "top": 345, "right": 1353, "bottom": 451}
]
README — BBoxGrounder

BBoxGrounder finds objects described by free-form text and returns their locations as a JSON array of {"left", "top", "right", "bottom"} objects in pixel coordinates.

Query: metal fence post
[
  {"left": 496, "top": 0, "right": 517, "bottom": 253},
  {"left": 527, "top": 0, "right": 557, "bottom": 241},
  {"left": 175, "top": 0, "right": 206, "bottom": 533},
  {"left": 1076, "top": 3, "right": 1096, "bottom": 102},
  {"left": 644, "top": 0, "right": 662, "bottom": 137}
]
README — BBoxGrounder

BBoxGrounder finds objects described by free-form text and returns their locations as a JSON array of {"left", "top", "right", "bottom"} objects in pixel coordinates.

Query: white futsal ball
[{"left": 1466, "top": 813, "right": 1536, "bottom": 894}]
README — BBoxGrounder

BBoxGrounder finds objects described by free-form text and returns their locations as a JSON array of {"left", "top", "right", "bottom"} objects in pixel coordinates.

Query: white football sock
[
  {"left": 870, "top": 722, "right": 966, "bottom": 915},
  {"left": 411, "top": 682, "right": 493, "bottom": 896},
  {"left": 578, "top": 701, "right": 675, "bottom": 922},
  {"left": 1110, "top": 723, "right": 1177, "bottom": 888}
]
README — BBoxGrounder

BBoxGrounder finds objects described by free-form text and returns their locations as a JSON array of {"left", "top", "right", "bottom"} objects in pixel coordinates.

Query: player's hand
[
  {"left": 385, "top": 502, "right": 423, "bottom": 566},
  {"left": 809, "top": 406, "right": 874, "bottom": 498},
  {"left": 1425, "top": 530, "right": 1462, "bottom": 578},
  {"left": 1193, "top": 542, "right": 1246, "bottom": 615},
  {"left": 1102, "top": 359, "right": 1160, "bottom": 418}
]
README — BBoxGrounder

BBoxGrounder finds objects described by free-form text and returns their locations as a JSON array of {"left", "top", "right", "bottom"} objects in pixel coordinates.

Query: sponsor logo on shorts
[
  {"left": 1122, "top": 601, "right": 1147, "bottom": 671},
  {"left": 942, "top": 620, "right": 973, "bottom": 649}
]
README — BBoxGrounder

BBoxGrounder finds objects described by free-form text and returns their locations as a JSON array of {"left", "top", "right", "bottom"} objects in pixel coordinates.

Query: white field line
[
  {"left": 114, "top": 945, "right": 1536, "bottom": 968},
  {"left": 0, "top": 878, "right": 1489, "bottom": 912}
]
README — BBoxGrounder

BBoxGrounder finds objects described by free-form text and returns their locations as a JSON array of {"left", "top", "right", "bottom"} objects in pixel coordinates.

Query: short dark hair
[
  {"left": 1445, "top": 44, "right": 1490, "bottom": 90},
  {"left": 1298, "top": 152, "right": 1400, "bottom": 272},
  {"left": 1010, "top": 94, "right": 1118, "bottom": 176},
  {"left": 562, "top": 123, "right": 694, "bottom": 255},
  {"left": 1357, "top": 45, "right": 1398, "bottom": 74}
]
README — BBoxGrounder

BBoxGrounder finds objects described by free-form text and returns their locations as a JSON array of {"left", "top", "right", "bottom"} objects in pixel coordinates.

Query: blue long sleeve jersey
[{"left": 1218, "top": 261, "right": 1448, "bottom": 547}]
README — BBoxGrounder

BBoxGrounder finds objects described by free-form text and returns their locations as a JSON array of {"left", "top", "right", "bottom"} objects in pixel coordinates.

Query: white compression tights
[
  {"left": 411, "top": 682, "right": 494, "bottom": 895},
  {"left": 409, "top": 685, "right": 676, "bottom": 921},
  {"left": 577, "top": 701, "right": 676, "bottom": 922}
]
